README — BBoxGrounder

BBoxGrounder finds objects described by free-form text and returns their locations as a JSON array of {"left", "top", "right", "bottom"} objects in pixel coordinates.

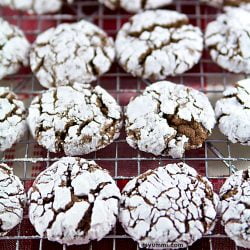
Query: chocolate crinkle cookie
[
  {"left": 0, "top": 163, "right": 26, "bottom": 236},
  {"left": 205, "top": 7, "right": 250, "bottom": 74},
  {"left": 0, "top": 87, "right": 27, "bottom": 152},
  {"left": 28, "top": 157, "right": 121, "bottom": 245},
  {"left": 30, "top": 20, "right": 115, "bottom": 88},
  {"left": 119, "top": 162, "right": 219, "bottom": 248},
  {"left": 215, "top": 79, "right": 250, "bottom": 145},
  {"left": 125, "top": 81, "right": 216, "bottom": 158},
  {"left": 27, "top": 84, "right": 122, "bottom": 156},
  {"left": 99, "top": 0, "right": 172, "bottom": 13},
  {"left": 220, "top": 168, "right": 250, "bottom": 248},
  {"left": 0, "top": 0, "right": 73, "bottom": 14},
  {"left": 0, "top": 18, "right": 30, "bottom": 80},
  {"left": 115, "top": 10, "right": 203, "bottom": 80}
]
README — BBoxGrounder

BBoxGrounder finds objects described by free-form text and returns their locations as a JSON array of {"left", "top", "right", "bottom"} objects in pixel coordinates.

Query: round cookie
[
  {"left": 205, "top": 8, "right": 250, "bottom": 74},
  {"left": 0, "top": 87, "right": 27, "bottom": 152},
  {"left": 30, "top": 20, "right": 115, "bottom": 88},
  {"left": 27, "top": 84, "right": 122, "bottom": 155},
  {"left": 0, "top": 163, "right": 26, "bottom": 235},
  {"left": 99, "top": 0, "right": 172, "bottom": 13},
  {"left": 0, "top": 18, "right": 30, "bottom": 80},
  {"left": 115, "top": 10, "right": 203, "bottom": 80},
  {"left": 125, "top": 81, "right": 216, "bottom": 158},
  {"left": 220, "top": 168, "right": 250, "bottom": 248},
  {"left": 0, "top": 0, "right": 73, "bottom": 14},
  {"left": 119, "top": 162, "right": 219, "bottom": 248},
  {"left": 215, "top": 78, "right": 250, "bottom": 145},
  {"left": 28, "top": 157, "right": 121, "bottom": 245}
]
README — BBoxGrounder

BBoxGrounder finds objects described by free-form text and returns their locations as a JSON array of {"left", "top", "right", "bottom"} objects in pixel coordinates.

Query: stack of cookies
[{"left": 1, "top": 0, "right": 250, "bottom": 249}]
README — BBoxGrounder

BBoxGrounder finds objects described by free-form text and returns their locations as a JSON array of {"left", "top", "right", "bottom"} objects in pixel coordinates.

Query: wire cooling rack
[{"left": 0, "top": 0, "right": 249, "bottom": 249}]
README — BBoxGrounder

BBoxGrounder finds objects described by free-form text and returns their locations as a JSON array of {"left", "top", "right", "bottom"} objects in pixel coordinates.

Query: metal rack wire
[{"left": 0, "top": 0, "right": 248, "bottom": 249}]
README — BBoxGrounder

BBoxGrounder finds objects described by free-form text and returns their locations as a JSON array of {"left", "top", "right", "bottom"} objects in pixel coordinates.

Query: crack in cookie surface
[
  {"left": 30, "top": 20, "right": 115, "bottom": 88},
  {"left": 215, "top": 78, "right": 250, "bottom": 145},
  {"left": 0, "top": 0, "right": 73, "bottom": 14},
  {"left": 115, "top": 10, "right": 203, "bottom": 80},
  {"left": 166, "top": 115, "right": 208, "bottom": 150},
  {"left": 0, "top": 164, "right": 26, "bottom": 236},
  {"left": 0, "top": 87, "right": 27, "bottom": 151},
  {"left": 119, "top": 162, "right": 219, "bottom": 248},
  {"left": 98, "top": 0, "right": 172, "bottom": 12},
  {"left": 125, "top": 81, "right": 215, "bottom": 158},
  {"left": 27, "top": 84, "right": 122, "bottom": 155},
  {"left": 205, "top": 8, "right": 250, "bottom": 74},
  {"left": 0, "top": 18, "right": 30, "bottom": 80},
  {"left": 220, "top": 168, "right": 250, "bottom": 248},
  {"left": 28, "top": 157, "right": 121, "bottom": 245}
]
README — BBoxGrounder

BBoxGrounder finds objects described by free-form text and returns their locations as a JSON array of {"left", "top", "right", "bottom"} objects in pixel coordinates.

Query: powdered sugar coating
[
  {"left": 205, "top": 8, "right": 250, "bottom": 73},
  {"left": 220, "top": 168, "right": 250, "bottom": 248},
  {"left": 224, "top": 3, "right": 250, "bottom": 11},
  {"left": 99, "top": 0, "right": 172, "bottom": 13},
  {"left": 28, "top": 157, "right": 121, "bottom": 245},
  {"left": 215, "top": 78, "right": 250, "bottom": 145},
  {"left": 126, "top": 81, "right": 216, "bottom": 158},
  {"left": 27, "top": 84, "right": 122, "bottom": 155},
  {"left": 30, "top": 20, "right": 115, "bottom": 88},
  {"left": 120, "top": 162, "right": 219, "bottom": 248},
  {"left": 0, "top": 163, "right": 26, "bottom": 236},
  {"left": 115, "top": 10, "right": 203, "bottom": 80},
  {"left": 200, "top": 0, "right": 223, "bottom": 6},
  {"left": 201, "top": 0, "right": 250, "bottom": 8},
  {"left": 232, "top": 2, "right": 250, "bottom": 9},
  {"left": 0, "top": 0, "right": 73, "bottom": 14},
  {"left": 0, "top": 87, "right": 27, "bottom": 151},
  {"left": 0, "top": 18, "right": 30, "bottom": 80}
]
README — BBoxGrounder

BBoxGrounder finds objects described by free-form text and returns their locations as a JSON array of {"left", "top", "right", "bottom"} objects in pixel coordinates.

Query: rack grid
[{"left": 0, "top": 0, "right": 248, "bottom": 249}]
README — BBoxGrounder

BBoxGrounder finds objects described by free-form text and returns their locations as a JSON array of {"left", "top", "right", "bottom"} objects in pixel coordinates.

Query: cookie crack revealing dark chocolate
[
  {"left": 30, "top": 20, "right": 115, "bottom": 88},
  {"left": 119, "top": 163, "right": 219, "bottom": 248},
  {"left": 28, "top": 85, "right": 122, "bottom": 156},
  {"left": 224, "top": 0, "right": 250, "bottom": 6},
  {"left": 0, "top": 104, "right": 20, "bottom": 123},
  {"left": 0, "top": 88, "right": 27, "bottom": 151},
  {"left": 116, "top": 10, "right": 203, "bottom": 80},
  {"left": 126, "top": 28, "right": 200, "bottom": 77},
  {"left": 125, "top": 172, "right": 197, "bottom": 239},
  {"left": 208, "top": 32, "right": 250, "bottom": 60},
  {"left": 128, "top": 19, "right": 189, "bottom": 37},
  {"left": 138, "top": 38, "right": 180, "bottom": 77},
  {"left": 222, "top": 90, "right": 250, "bottom": 108},
  {"left": 125, "top": 82, "right": 215, "bottom": 158},
  {"left": 219, "top": 168, "right": 250, "bottom": 248},
  {"left": 28, "top": 157, "right": 121, "bottom": 245},
  {"left": 0, "top": 163, "right": 26, "bottom": 236},
  {"left": 76, "top": 181, "right": 112, "bottom": 234},
  {"left": 0, "top": 89, "right": 26, "bottom": 122},
  {"left": 0, "top": 18, "right": 30, "bottom": 80},
  {"left": 215, "top": 79, "right": 250, "bottom": 145},
  {"left": 165, "top": 115, "right": 209, "bottom": 150},
  {"left": 205, "top": 8, "right": 250, "bottom": 74}
]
